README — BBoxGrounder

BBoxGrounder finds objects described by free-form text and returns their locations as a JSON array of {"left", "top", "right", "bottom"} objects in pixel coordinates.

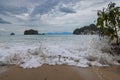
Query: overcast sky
[{"left": 0, "top": 0, "right": 120, "bottom": 34}]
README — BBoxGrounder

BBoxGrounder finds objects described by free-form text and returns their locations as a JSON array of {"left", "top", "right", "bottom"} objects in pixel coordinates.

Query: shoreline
[{"left": 0, "top": 65, "right": 120, "bottom": 80}]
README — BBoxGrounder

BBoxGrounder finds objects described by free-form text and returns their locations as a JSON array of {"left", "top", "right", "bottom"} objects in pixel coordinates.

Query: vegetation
[
  {"left": 24, "top": 29, "right": 38, "bottom": 35},
  {"left": 96, "top": 2, "right": 120, "bottom": 44},
  {"left": 73, "top": 24, "right": 100, "bottom": 35}
]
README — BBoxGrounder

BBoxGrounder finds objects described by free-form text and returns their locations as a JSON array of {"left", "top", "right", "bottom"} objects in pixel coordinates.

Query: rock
[
  {"left": 10, "top": 33, "right": 15, "bottom": 35},
  {"left": 24, "top": 29, "right": 38, "bottom": 35},
  {"left": 73, "top": 24, "right": 100, "bottom": 35},
  {"left": 110, "top": 43, "right": 120, "bottom": 55},
  {"left": 117, "top": 60, "right": 120, "bottom": 63}
]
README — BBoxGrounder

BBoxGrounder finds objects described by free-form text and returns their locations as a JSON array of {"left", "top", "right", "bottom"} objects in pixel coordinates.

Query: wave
[{"left": 0, "top": 35, "right": 119, "bottom": 68}]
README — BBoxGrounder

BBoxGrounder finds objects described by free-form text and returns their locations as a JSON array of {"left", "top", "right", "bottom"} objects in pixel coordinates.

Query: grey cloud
[
  {"left": 0, "top": 18, "right": 11, "bottom": 24},
  {"left": 59, "top": 7, "right": 76, "bottom": 13},
  {"left": 0, "top": 5, "right": 28, "bottom": 15},
  {"left": 0, "top": 0, "right": 80, "bottom": 17},
  {"left": 0, "top": 0, "right": 110, "bottom": 16},
  {"left": 31, "top": 0, "right": 61, "bottom": 16},
  {"left": 30, "top": 0, "right": 79, "bottom": 16},
  {"left": 90, "top": 0, "right": 109, "bottom": 7}
]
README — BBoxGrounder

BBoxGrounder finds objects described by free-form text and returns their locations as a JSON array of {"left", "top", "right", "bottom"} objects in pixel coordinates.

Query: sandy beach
[{"left": 0, "top": 65, "right": 120, "bottom": 80}]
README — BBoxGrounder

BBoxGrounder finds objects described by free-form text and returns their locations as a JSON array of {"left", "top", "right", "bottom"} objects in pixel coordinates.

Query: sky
[{"left": 0, "top": 0, "right": 120, "bottom": 34}]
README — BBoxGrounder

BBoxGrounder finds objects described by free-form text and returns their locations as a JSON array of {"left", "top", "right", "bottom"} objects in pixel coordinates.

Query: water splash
[{"left": 0, "top": 35, "right": 119, "bottom": 68}]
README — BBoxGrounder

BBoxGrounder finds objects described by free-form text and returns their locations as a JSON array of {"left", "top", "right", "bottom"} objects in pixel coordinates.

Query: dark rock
[
  {"left": 117, "top": 60, "right": 120, "bottom": 63},
  {"left": 110, "top": 43, "right": 120, "bottom": 55},
  {"left": 73, "top": 28, "right": 81, "bottom": 35},
  {"left": 73, "top": 24, "right": 100, "bottom": 35},
  {"left": 24, "top": 29, "right": 38, "bottom": 35},
  {"left": 10, "top": 33, "right": 15, "bottom": 35}
]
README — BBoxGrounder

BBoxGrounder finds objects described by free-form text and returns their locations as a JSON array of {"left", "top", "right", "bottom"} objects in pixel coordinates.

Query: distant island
[
  {"left": 45, "top": 32, "right": 72, "bottom": 35},
  {"left": 73, "top": 24, "right": 100, "bottom": 35},
  {"left": 24, "top": 29, "right": 45, "bottom": 35},
  {"left": 10, "top": 33, "right": 15, "bottom": 35},
  {"left": 24, "top": 29, "right": 39, "bottom": 35},
  {"left": 24, "top": 29, "right": 71, "bottom": 35}
]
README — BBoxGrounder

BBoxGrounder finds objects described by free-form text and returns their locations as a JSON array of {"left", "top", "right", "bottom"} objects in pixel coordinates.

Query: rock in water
[
  {"left": 24, "top": 29, "right": 38, "bottom": 35},
  {"left": 10, "top": 33, "right": 15, "bottom": 35}
]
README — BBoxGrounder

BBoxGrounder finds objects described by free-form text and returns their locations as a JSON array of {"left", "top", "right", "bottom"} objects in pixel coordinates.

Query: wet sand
[{"left": 0, "top": 65, "right": 120, "bottom": 80}]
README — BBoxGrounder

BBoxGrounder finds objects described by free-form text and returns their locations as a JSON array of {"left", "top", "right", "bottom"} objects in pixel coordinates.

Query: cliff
[
  {"left": 73, "top": 24, "right": 100, "bottom": 35},
  {"left": 24, "top": 29, "right": 38, "bottom": 35}
]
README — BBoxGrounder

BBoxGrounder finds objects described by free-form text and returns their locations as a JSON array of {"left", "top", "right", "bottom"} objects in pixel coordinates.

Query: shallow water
[
  {"left": 0, "top": 35, "right": 119, "bottom": 68},
  {"left": 0, "top": 66, "right": 8, "bottom": 74}
]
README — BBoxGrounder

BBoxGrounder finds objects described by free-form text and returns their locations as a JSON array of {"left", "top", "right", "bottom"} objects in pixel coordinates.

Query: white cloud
[{"left": 14, "top": 13, "right": 30, "bottom": 21}]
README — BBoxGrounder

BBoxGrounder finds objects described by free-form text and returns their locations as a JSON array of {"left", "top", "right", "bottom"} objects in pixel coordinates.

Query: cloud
[
  {"left": 0, "top": 18, "right": 11, "bottom": 24},
  {"left": 30, "top": 0, "right": 79, "bottom": 16},
  {"left": 0, "top": 0, "right": 120, "bottom": 33},
  {"left": 39, "top": 1, "right": 103, "bottom": 25},
  {"left": 59, "top": 7, "right": 76, "bottom": 13},
  {"left": 0, "top": 5, "right": 28, "bottom": 15}
]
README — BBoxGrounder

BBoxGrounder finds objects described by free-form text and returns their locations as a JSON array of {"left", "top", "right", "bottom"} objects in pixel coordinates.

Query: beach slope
[{"left": 0, "top": 65, "right": 120, "bottom": 80}]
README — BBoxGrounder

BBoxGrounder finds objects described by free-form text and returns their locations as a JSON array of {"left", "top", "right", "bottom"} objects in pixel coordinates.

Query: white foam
[{"left": 0, "top": 35, "right": 119, "bottom": 68}]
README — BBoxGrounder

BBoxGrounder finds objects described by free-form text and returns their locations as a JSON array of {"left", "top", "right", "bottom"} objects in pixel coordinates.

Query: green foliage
[
  {"left": 96, "top": 2, "right": 120, "bottom": 44},
  {"left": 24, "top": 29, "right": 38, "bottom": 35}
]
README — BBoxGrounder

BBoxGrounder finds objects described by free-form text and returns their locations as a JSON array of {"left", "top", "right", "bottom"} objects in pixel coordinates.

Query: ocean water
[{"left": 0, "top": 35, "right": 119, "bottom": 68}]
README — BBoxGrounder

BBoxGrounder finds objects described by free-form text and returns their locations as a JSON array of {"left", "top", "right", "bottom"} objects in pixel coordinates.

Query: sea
[{"left": 0, "top": 35, "right": 119, "bottom": 68}]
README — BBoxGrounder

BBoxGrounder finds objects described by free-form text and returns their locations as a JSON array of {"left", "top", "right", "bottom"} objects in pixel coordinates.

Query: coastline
[{"left": 0, "top": 65, "right": 120, "bottom": 80}]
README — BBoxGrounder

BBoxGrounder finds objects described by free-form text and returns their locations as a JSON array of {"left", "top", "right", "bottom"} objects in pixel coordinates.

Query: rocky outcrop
[
  {"left": 10, "top": 33, "right": 15, "bottom": 35},
  {"left": 24, "top": 29, "right": 38, "bottom": 35},
  {"left": 110, "top": 43, "right": 120, "bottom": 55},
  {"left": 73, "top": 24, "right": 100, "bottom": 35}
]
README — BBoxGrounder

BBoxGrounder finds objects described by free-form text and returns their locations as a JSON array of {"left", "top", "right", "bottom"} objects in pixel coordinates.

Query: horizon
[{"left": 0, "top": 30, "right": 73, "bottom": 35}]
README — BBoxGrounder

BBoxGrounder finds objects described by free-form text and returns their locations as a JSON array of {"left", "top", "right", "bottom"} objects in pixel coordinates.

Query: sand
[{"left": 0, "top": 65, "right": 120, "bottom": 80}]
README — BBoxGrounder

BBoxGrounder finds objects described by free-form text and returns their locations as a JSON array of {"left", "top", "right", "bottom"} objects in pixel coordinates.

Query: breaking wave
[{"left": 0, "top": 35, "right": 119, "bottom": 68}]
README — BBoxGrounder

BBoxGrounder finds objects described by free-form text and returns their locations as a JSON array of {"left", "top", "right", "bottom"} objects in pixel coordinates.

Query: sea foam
[{"left": 0, "top": 35, "right": 119, "bottom": 68}]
